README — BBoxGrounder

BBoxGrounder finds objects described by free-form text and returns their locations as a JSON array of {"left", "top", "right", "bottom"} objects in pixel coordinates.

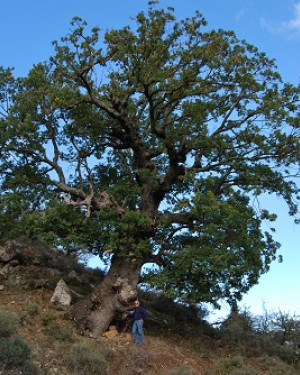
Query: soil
[{"left": 0, "top": 287, "right": 213, "bottom": 374}]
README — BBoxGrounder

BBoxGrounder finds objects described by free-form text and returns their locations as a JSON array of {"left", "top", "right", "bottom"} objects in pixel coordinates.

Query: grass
[
  {"left": 209, "top": 356, "right": 258, "bottom": 375},
  {"left": 1, "top": 239, "right": 300, "bottom": 374}
]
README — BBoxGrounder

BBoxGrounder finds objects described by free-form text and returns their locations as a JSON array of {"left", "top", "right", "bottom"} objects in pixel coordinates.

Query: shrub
[
  {"left": 28, "top": 302, "right": 40, "bottom": 317},
  {"left": 42, "top": 310, "right": 73, "bottom": 341},
  {"left": 64, "top": 343, "right": 109, "bottom": 375},
  {"left": 0, "top": 310, "right": 19, "bottom": 337},
  {"left": 265, "top": 341, "right": 297, "bottom": 364},
  {"left": 220, "top": 311, "right": 255, "bottom": 342},
  {"left": 0, "top": 311, "right": 40, "bottom": 375},
  {"left": 209, "top": 356, "right": 258, "bottom": 375},
  {"left": 44, "top": 320, "right": 73, "bottom": 341},
  {"left": 41, "top": 311, "right": 57, "bottom": 326},
  {"left": 0, "top": 336, "right": 31, "bottom": 366},
  {"left": 257, "top": 356, "right": 296, "bottom": 375}
]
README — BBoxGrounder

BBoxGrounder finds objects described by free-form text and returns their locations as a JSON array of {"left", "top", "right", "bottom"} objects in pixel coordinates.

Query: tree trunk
[{"left": 69, "top": 255, "right": 141, "bottom": 336}]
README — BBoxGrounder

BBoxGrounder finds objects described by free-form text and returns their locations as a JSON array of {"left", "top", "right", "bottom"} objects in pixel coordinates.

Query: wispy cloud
[
  {"left": 261, "top": 2, "right": 300, "bottom": 38},
  {"left": 283, "top": 2, "right": 300, "bottom": 30},
  {"left": 235, "top": 9, "right": 246, "bottom": 21}
]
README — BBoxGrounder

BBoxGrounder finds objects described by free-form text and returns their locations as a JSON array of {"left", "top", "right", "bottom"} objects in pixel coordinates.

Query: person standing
[{"left": 126, "top": 300, "right": 147, "bottom": 345}]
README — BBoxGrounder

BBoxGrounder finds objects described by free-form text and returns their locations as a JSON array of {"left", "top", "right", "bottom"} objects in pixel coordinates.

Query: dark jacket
[{"left": 128, "top": 306, "right": 147, "bottom": 321}]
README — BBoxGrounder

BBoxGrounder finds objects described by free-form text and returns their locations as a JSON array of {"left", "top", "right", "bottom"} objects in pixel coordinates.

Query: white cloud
[
  {"left": 261, "top": 2, "right": 300, "bottom": 38},
  {"left": 283, "top": 2, "right": 300, "bottom": 30}
]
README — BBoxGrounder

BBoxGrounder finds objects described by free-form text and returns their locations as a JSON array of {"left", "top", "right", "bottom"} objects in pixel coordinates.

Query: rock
[
  {"left": 103, "top": 329, "right": 118, "bottom": 339},
  {"left": 7, "top": 273, "right": 21, "bottom": 287},
  {"left": 50, "top": 279, "right": 72, "bottom": 306},
  {"left": 0, "top": 264, "right": 10, "bottom": 278},
  {"left": 8, "top": 259, "right": 19, "bottom": 267},
  {"left": 0, "top": 285, "right": 4, "bottom": 291},
  {"left": 0, "top": 265, "right": 22, "bottom": 287},
  {"left": 47, "top": 268, "right": 62, "bottom": 277},
  {"left": 0, "top": 240, "right": 22, "bottom": 262},
  {"left": 68, "top": 270, "right": 82, "bottom": 285},
  {"left": 35, "top": 279, "right": 49, "bottom": 289}
]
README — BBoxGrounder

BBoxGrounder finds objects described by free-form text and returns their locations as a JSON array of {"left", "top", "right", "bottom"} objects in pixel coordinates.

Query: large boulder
[
  {"left": 0, "top": 240, "right": 22, "bottom": 263},
  {"left": 50, "top": 279, "right": 72, "bottom": 306}
]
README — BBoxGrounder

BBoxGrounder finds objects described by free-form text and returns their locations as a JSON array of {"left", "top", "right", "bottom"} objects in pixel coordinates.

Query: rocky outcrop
[
  {"left": 0, "top": 240, "right": 22, "bottom": 263},
  {"left": 0, "top": 240, "right": 100, "bottom": 309}
]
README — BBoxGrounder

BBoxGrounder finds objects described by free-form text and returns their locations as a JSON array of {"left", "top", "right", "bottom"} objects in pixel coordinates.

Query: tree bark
[{"left": 69, "top": 255, "right": 141, "bottom": 336}]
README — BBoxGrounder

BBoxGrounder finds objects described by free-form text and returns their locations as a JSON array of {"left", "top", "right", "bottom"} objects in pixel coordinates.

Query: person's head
[{"left": 134, "top": 300, "right": 140, "bottom": 307}]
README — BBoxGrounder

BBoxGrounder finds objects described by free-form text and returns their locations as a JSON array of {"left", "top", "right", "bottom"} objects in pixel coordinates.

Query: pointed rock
[{"left": 50, "top": 279, "right": 72, "bottom": 306}]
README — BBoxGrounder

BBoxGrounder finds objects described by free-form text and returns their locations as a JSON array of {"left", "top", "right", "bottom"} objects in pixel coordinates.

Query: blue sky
[{"left": 1, "top": 0, "right": 299, "bottom": 319}]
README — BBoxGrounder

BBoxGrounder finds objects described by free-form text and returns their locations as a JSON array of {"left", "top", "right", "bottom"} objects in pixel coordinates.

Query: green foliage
[
  {"left": 256, "top": 357, "right": 296, "bottom": 375},
  {"left": 147, "top": 189, "right": 280, "bottom": 305},
  {"left": 41, "top": 311, "right": 57, "bottom": 326},
  {"left": 253, "top": 309, "right": 300, "bottom": 364},
  {"left": 0, "top": 336, "right": 31, "bottom": 366},
  {"left": 0, "top": 310, "right": 19, "bottom": 337},
  {"left": 0, "top": 2, "right": 299, "bottom": 307},
  {"left": 216, "top": 308, "right": 300, "bottom": 369},
  {"left": 42, "top": 311, "right": 73, "bottom": 341},
  {"left": 271, "top": 311, "right": 300, "bottom": 345},
  {"left": 44, "top": 320, "right": 73, "bottom": 341},
  {"left": 0, "top": 310, "right": 40, "bottom": 374},
  {"left": 210, "top": 356, "right": 257, "bottom": 375},
  {"left": 28, "top": 302, "right": 40, "bottom": 317},
  {"left": 220, "top": 310, "right": 255, "bottom": 343},
  {"left": 64, "top": 342, "right": 110, "bottom": 375}
]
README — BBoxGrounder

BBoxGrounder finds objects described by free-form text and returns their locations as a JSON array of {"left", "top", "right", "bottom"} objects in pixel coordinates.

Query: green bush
[
  {"left": 0, "top": 310, "right": 40, "bottom": 374},
  {"left": 220, "top": 311, "right": 255, "bottom": 342},
  {"left": 265, "top": 341, "right": 297, "bottom": 364},
  {"left": 0, "top": 330, "right": 40, "bottom": 374},
  {"left": 0, "top": 336, "right": 31, "bottom": 366},
  {"left": 42, "top": 311, "right": 57, "bottom": 326},
  {"left": 65, "top": 342, "right": 109, "bottom": 375},
  {"left": 0, "top": 310, "right": 19, "bottom": 337},
  {"left": 256, "top": 356, "right": 296, "bottom": 375},
  {"left": 28, "top": 302, "right": 40, "bottom": 317},
  {"left": 209, "top": 356, "right": 257, "bottom": 375},
  {"left": 44, "top": 320, "right": 73, "bottom": 341}
]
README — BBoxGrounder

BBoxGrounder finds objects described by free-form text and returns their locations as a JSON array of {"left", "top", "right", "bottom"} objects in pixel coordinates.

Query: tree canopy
[{"left": 1, "top": 5, "right": 300, "bottom": 307}]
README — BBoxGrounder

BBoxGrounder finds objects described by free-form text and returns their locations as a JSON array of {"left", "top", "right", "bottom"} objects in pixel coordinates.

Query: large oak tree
[{"left": 0, "top": 5, "right": 299, "bottom": 335}]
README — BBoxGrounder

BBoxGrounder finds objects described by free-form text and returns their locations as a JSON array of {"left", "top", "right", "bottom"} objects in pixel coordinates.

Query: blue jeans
[{"left": 132, "top": 320, "right": 144, "bottom": 345}]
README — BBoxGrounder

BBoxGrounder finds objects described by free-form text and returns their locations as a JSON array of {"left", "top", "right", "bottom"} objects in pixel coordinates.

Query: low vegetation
[
  {"left": 0, "top": 310, "right": 40, "bottom": 374},
  {"left": 0, "top": 240, "right": 300, "bottom": 374}
]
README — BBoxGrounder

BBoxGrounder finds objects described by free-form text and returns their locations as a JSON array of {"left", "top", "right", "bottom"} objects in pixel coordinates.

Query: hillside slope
[{"left": 0, "top": 239, "right": 299, "bottom": 375}]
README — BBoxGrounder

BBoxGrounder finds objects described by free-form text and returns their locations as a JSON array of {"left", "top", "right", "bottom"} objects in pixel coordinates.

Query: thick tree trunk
[{"left": 69, "top": 255, "right": 140, "bottom": 336}]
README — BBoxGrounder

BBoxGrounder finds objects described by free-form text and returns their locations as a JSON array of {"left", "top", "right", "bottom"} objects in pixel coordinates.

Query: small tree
[{"left": 0, "top": 4, "right": 299, "bottom": 335}]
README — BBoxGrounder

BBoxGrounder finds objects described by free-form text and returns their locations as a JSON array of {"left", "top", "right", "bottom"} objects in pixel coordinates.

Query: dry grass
[
  {"left": 0, "top": 288, "right": 213, "bottom": 374},
  {"left": 0, "top": 242, "right": 299, "bottom": 374},
  {"left": 1, "top": 286, "right": 297, "bottom": 375}
]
